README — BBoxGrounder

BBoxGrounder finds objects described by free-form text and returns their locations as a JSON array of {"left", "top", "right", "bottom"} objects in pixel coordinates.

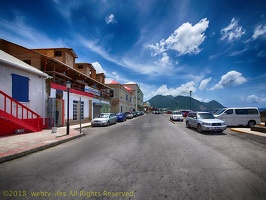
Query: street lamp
[
  {"left": 189, "top": 90, "right": 192, "bottom": 111},
  {"left": 66, "top": 80, "right": 71, "bottom": 135}
]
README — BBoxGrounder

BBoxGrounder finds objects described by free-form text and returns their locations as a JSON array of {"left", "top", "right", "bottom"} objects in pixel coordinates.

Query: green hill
[{"left": 147, "top": 95, "right": 224, "bottom": 111}]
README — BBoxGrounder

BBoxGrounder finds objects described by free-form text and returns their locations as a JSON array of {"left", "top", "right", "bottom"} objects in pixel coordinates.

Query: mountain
[{"left": 147, "top": 95, "right": 224, "bottom": 111}]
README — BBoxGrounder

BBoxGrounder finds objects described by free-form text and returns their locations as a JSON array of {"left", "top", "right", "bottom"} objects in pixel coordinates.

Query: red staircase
[{"left": 0, "top": 90, "right": 42, "bottom": 135}]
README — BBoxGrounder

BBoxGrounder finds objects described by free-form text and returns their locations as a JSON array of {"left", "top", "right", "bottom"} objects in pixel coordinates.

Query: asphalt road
[{"left": 0, "top": 114, "right": 266, "bottom": 200}]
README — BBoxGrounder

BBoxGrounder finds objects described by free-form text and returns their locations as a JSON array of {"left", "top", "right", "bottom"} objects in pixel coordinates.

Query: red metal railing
[{"left": 0, "top": 90, "right": 41, "bottom": 131}]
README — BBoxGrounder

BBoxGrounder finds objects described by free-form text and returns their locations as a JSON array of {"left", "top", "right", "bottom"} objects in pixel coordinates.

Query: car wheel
[
  {"left": 197, "top": 124, "right": 203, "bottom": 133},
  {"left": 248, "top": 120, "right": 256, "bottom": 127},
  {"left": 107, "top": 121, "right": 110, "bottom": 126},
  {"left": 186, "top": 121, "right": 190, "bottom": 128}
]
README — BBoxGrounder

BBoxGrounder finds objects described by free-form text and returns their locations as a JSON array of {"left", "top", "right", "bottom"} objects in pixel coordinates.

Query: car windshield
[
  {"left": 214, "top": 108, "right": 226, "bottom": 115},
  {"left": 97, "top": 114, "right": 109, "bottom": 118},
  {"left": 116, "top": 113, "right": 123, "bottom": 116},
  {"left": 198, "top": 113, "right": 215, "bottom": 119},
  {"left": 173, "top": 112, "right": 182, "bottom": 115}
]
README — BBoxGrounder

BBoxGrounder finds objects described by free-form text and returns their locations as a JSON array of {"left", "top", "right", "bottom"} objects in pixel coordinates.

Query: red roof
[{"left": 109, "top": 80, "right": 119, "bottom": 84}]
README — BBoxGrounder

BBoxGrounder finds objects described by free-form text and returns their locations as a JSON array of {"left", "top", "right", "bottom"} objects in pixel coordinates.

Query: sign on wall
[{"left": 84, "top": 85, "right": 101, "bottom": 96}]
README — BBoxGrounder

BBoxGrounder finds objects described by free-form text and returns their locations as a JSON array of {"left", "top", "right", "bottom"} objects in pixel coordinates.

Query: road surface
[{"left": 0, "top": 114, "right": 266, "bottom": 199}]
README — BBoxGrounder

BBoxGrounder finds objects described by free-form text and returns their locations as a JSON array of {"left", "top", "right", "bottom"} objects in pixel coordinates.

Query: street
[{"left": 0, "top": 114, "right": 266, "bottom": 200}]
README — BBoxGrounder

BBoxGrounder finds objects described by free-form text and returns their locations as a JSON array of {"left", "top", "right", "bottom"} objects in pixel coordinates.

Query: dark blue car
[{"left": 116, "top": 112, "right": 127, "bottom": 122}]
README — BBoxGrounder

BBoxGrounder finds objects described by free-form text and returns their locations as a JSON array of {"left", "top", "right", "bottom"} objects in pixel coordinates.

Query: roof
[
  {"left": 0, "top": 50, "right": 49, "bottom": 78},
  {"left": 124, "top": 82, "right": 136, "bottom": 84},
  {"left": 109, "top": 80, "right": 119, "bottom": 84},
  {"left": 32, "top": 47, "right": 78, "bottom": 58},
  {"left": 124, "top": 86, "right": 133, "bottom": 91}
]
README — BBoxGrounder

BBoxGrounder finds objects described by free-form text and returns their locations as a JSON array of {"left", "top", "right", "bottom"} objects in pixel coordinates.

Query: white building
[{"left": 0, "top": 50, "right": 49, "bottom": 135}]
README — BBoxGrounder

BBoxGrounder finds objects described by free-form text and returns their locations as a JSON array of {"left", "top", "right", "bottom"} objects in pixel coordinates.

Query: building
[
  {"left": 0, "top": 50, "right": 49, "bottom": 135},
  {"left": 0, "top": 39, "right": 113, "bottom": 130},
  {"left": 123, "top": 82, "right": 144, "bottom": 111},
  {"left": 106, "top": 80, "right": 136, "bottom": 113}
]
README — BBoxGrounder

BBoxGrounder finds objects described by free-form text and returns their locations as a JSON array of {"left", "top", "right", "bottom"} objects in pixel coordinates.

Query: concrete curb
[
  {"left": 0, "top": 133, "right": 85, "bottom": 164},
  {"left": 230, "top": 128, "right": 247, "bottom": 134}
]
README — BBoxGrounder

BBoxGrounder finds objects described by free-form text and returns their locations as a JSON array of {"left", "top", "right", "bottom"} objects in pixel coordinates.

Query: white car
[
  {"left": 91, "top": 113, "right": 117, "bottom": 127},
  {"left": 170, "top": 111, "right": 184, "bottom": 121},
  {"left": 186, "top": 112, "right": 227, "bottom": 133}
]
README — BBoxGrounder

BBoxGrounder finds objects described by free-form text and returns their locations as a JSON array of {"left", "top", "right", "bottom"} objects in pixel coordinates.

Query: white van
[{"left": 214, "top": 107, "right": 260, "bottom": 127}]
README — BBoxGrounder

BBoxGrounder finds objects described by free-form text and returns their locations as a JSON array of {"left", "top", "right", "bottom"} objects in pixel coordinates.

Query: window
[
  {"left": 23, "top": 60, "right": 31, "bottom": 65},
  {"left": 73, "top": 100, "right": 84, "bottom": 120},
  {"left": 248, "top": 109, "right": 258, "bottom": 114},
  {"left": 225, "top": 109, "right": 233, "bottom": 114},
  {"left": 80, "top": 101, "right": 84, "bottom": 119},
  {"left": 54, "top": 50, "right": 62, "bottom": 57},
  {"left": 12, "top": 74, "right": 29, "bottom": 102},
  {"left": 73, "top": 101, "right": 78, "bottom": 120},
  {"left": 78, "top": 65, "right": 83, "bottom": 69},
  {"left": 235, "top": 109, "right": 248, "bottom": 115}
]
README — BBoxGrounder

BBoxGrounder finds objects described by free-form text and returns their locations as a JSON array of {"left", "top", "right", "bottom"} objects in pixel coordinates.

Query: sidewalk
[
  {"left": 230, "top": 127, "right": 266, "bottom": 138},
  {"left": 0, "top": 123, "right": 91, "bottom": 164}
]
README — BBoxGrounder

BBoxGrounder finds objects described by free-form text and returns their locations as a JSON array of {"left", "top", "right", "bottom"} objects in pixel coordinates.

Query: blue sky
[{"left": 1, "top": 0, "right": 266, "bottom": 107}]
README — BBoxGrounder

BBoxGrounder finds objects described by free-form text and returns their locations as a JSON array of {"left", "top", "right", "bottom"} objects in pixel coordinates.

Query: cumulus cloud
[
  {"left": 105, "top": 14, "right": 117, "bottom": 24},
  {"left": 155, "top": 53, "right": 172, "bottom": 68},
  {"left": 210, "top": 70, "right": 247, "bottom": 90},
  {"left": 199, "top": 78, "right": 212, "bottom": 90},
  {"left": 91, "top": 62, "right": 106, "bottom": 74},
  {"left": 146, "top": 18, "right": 209, "bottom": 56},
  {"left": 241, "top": 95, "right": 266, "bottom": 104},
  {"left": 152, "top": 82, "right": 196, "bottom": 97},
  {"left": 220, "top": 18, "right": 245, "bottom": 42}
]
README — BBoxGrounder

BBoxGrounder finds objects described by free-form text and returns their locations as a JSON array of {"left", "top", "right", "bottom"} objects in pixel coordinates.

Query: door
[
  {"left": 221, "top": 109, "right": 234, "bottom": 126},
  {"left": 73, "top": 100, "right": 84, "bottom": 121},
  {"left": 56, "top": 99, "right": 64, "bottom": 126}
]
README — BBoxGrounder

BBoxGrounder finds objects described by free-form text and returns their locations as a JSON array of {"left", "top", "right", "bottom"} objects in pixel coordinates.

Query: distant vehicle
[
  {"left": 181, "top": 110, "right": 190, "bottom": 117},
  {"left": 170, "top": 111, "right": 184, "bottom": 121},
  {"left": 186, "top": 111, "right": 227, "bottom": 133},
  {"left": 132, "top": 111, "right": 138, "bottom": 117},
  {"left": 214, "top": 107, "right": 260, "bottom": 127},
  {"left": 125, "top": 112, "right": 133, "bottom": 119},
  {"left": 91, "top": 113, "right": 117, "bottom": 127},
  {"left": 116, "top": 112, "right": 127, "bottom": 122}
]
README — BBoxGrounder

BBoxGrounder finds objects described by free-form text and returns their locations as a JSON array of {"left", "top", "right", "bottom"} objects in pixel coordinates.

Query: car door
[
  {"left": 220, "top": 109, "right": 235, "bottom": 126},
  {"left": 189, "top": 113, "right": 197, "bottom": 128},
  {"left": 110, "top": 114, "right": 116, "bottom": 124}
]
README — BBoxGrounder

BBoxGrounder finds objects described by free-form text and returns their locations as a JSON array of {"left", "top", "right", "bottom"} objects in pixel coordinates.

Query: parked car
[
  {"left": 214, "top": 107, "right": 260, "bottom": 127},
  {"left": 125, "top": 112, "right": 134, "bottom": 119},
  {"left": 186, "top": 111, "right": 227, "bottom": 133},
  {"left": 116, "top": 112, "right": 127, "bottom": 122},
  {"left": 170, "top": 111, "right": 184, "bottom": 121},
  {"left": 91, "top": 113, "right": 117, "bottom": 127}
]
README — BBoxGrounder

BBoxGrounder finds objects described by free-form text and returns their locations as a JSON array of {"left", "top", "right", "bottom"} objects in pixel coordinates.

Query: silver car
[
  {"left": 91, "top": 113, "right": 117, "bottom": 127},
  {"left": 186, "top": 112, "right": 227, "bottom": 133}
]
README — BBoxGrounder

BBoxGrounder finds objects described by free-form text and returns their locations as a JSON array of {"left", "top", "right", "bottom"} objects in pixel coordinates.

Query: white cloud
[
  {"left": 151, "top": 82, "right": 196, "bottom": 97},
  {"left": 241, "top": 95, "right": 266, "bottom": 104},
  {"left": 252, "top": 25, "right": 266, "bottom": 40},
  {"left": 155, "top": 53, "right": 172, "bottom": 68},
  {"left": 211, "top": 70, "right": 247, "bottom": 90},
  {"left": 105, "top": 14, "right": 117, "bottom": 24},
  {"left": 91, "top": 62, "right": 106, "bottom": 74},
  {"left": 146, "top": 18, "right": 209, "bottom": 56},
  {"left": 220, "top": 18, "right": 245, "bottom": 42},
  {"left": 199, "top": 78, "right": 212, "bottom": 90}
]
